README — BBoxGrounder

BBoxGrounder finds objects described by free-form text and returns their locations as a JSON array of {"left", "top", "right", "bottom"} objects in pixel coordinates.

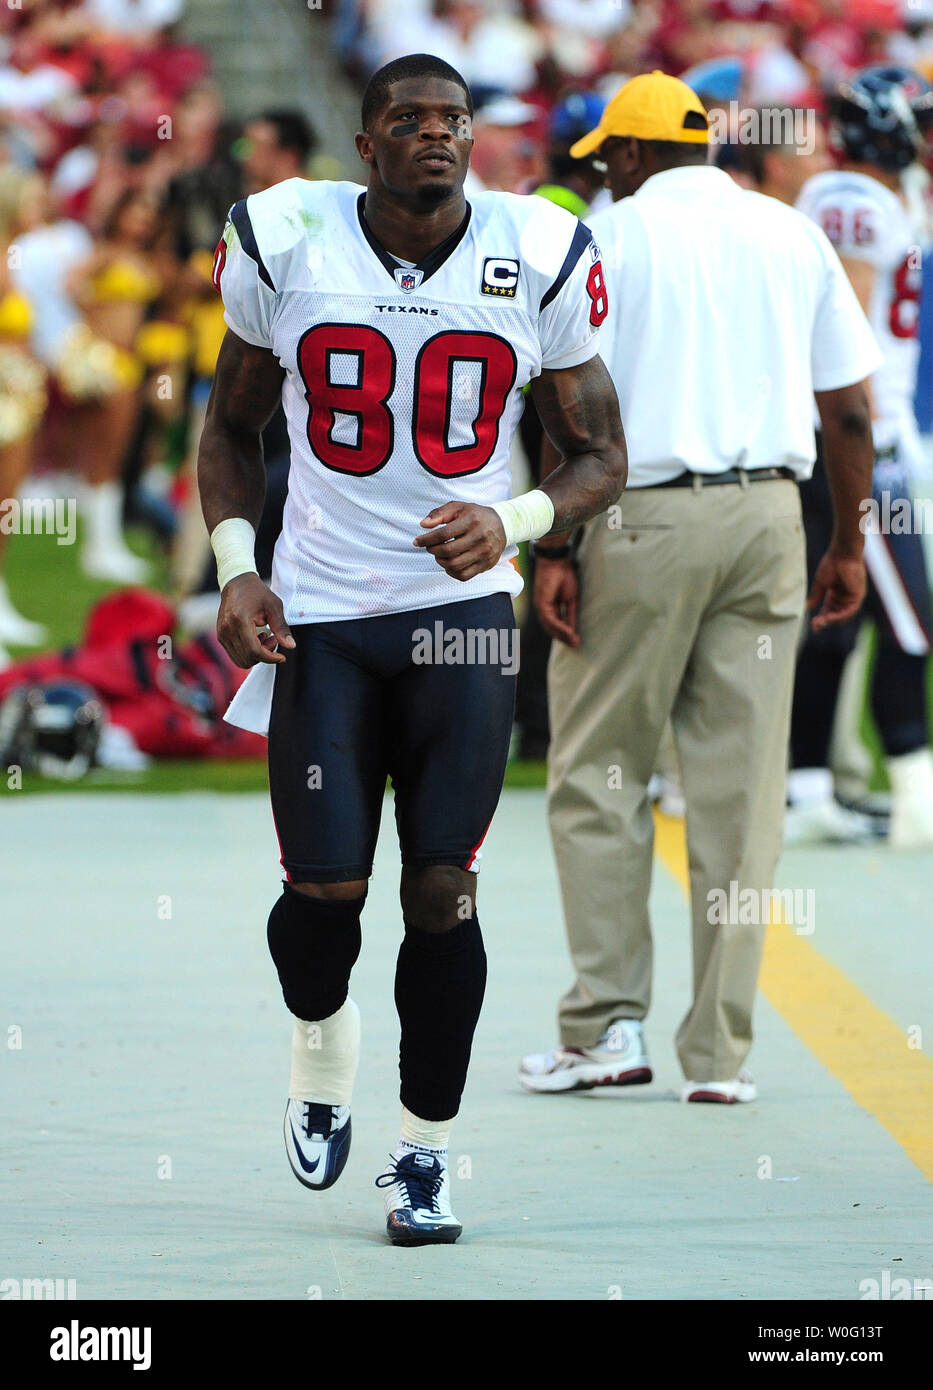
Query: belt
[{"left": 651, "top": 465, "right": 797, "bottom": 489}]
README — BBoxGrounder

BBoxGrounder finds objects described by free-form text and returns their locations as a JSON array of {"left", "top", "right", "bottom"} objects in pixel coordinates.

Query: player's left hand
[{"left": 414, "top": 502, "right": 507, "bottom": 581}]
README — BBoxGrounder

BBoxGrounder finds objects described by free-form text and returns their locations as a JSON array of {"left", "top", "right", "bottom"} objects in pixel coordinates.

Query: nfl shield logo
[{"left": 395, "top": 267, "right": 424, "bottom": 292}]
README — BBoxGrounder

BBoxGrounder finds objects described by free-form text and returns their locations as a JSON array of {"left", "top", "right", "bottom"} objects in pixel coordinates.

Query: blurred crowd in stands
[
  {"left": 0, "top": 0, "right": 319, "bottom": 666},
  {"left": 338, "top": 1, "right": 933, "bottom": 143},
  {"left": 2, "top": 0, "right": 933, "bottom": 788},
  {"left": 331, "top": 1, "right": 933, "bottom": 193}
]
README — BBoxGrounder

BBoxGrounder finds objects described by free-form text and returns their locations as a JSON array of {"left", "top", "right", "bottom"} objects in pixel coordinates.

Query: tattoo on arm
[
  {"left": 529, "top": 355, "right": 627, "bottom": 537},
  {"left": 197, "top": 330, "right": 285, "bottom": 534}
]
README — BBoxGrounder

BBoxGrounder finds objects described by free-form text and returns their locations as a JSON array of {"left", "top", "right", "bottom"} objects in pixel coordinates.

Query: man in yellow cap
[
  {"left": 519, "top": 71, "right": 882, "bottom": 1103},
  {"left": 568, "top": 69, "right": 710, "bottom": 161}
]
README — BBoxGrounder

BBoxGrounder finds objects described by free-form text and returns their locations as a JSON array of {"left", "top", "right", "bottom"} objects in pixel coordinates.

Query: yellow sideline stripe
[{"left": 652, "top": 810, "right": 933, "bottom": 1185}]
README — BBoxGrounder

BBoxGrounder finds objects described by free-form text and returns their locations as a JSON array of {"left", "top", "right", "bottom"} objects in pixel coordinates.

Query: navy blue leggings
[
  {"left": 268, "top": 593, "right": 517, "bottom": 882},
  {"left": 791, "top": 444, "right": 932, "bottom": 766}
]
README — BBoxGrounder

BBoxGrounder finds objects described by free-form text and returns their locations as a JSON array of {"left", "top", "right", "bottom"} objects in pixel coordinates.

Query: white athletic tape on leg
[
  {"left": 400, "top": 1106, "right": 452, "bottom": 1148},
  {"left": 489, "top": 488, "right": 555, "bottom": 547},
  {"left": 210, "top": 516, "right": 258, "bottom": 591},
  {"left": 289, "top": 997, "right": 361, "bottom": 1105}
]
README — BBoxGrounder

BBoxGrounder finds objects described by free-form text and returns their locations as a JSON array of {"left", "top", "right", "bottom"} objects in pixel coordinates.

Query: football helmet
[
  {"left": 549, "top": 90, "right": 606, "bottom": 147},
  {"left": 829, "top": 65, "right": 933, "bottom": 171},
  {"left": 0, "top": 680, "right": 104, "bottom": 780}
]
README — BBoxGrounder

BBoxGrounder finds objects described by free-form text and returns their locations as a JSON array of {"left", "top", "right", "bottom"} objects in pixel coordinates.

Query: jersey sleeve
[
  {"left": 810, "top": 228, "right": 884, "bottom": 391},
  {"left": 801, "top": 184, "right": 888, "bottom": 269},
  {"left": 213, "top": 199, "right": 277, "bottom": 350},
  {"left": 536, "top": 221, "right": 605, "bottom": 371}
]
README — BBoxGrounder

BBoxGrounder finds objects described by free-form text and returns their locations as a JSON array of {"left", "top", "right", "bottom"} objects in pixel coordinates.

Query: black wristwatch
[{"left": 530, "top": 539, "right": 574, "bottom": 560}]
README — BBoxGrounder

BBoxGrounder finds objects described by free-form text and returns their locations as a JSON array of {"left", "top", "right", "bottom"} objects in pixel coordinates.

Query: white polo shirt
[{"left": 587, "top": 165, "right": 882, "bottom": 488}]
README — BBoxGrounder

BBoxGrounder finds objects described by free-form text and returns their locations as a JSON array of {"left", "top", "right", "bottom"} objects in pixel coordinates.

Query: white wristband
[
  {"left": 490, "top": 488, "right": 555, "bottom": 547},
  {"left": 210, "top": 516, "right": 258, "bottom": 590}
]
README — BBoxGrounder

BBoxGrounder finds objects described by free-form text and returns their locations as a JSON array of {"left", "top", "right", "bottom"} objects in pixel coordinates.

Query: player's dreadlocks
[{"left": 361, "top": 53, "right": 473, "bottom": 132}]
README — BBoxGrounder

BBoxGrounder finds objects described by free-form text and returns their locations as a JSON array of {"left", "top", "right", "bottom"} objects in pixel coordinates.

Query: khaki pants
[{"left": 547, "top": 478, "right": 806, "bottom": 1082}]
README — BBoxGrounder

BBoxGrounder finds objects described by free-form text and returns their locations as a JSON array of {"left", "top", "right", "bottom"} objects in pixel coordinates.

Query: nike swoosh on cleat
[{"left": 288, "top": 1120, "right": 321, "bottom": 1173}]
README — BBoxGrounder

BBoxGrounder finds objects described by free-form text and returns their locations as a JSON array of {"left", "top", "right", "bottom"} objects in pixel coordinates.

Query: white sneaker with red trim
[
  {"left": 519, "top": 1019, "right": 652, "bottom": 1093},
  {"left": 681, "top": 1070, "right": 757, "bottom": 1104}
]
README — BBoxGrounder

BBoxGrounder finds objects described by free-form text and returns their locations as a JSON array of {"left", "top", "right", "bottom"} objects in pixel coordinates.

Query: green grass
[
  {"left": 0, "top": 524, "right": 549, "bottom": 794},
  {"left": 3, "top": 513, "right": 927, "bottom": 797},
  {"left": 0, "top": 757, "right": 549, "bottom": 796},
  {"left": 5, "top": 526, "right": 154, "bottom": 652}
]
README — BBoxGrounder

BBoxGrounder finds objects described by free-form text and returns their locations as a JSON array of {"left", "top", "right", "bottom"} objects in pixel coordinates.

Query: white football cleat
[
  {"left": 283, "top": 1099, "right": 351, "bottom": 1190},
  {"left": 681, "top": 1070, "right": 757, "bottom": 1104},
  {"left": 81, "top": 545, "right": 148, "bottom": 585},
  {"left": 783, "top": 797, "right": 876, "bottom": 846},
  {"left": 519, "top": 1019, "right": 652, "bottom": 1093},
  {"left": 648, "top": 772, "right": 686, "bottom": 818},
  {"left": 0, "top": 579, "right": 47, "bottom": 647},
  {"left": 376, "top": 1151, "right": 462, "bottom": 1246}
]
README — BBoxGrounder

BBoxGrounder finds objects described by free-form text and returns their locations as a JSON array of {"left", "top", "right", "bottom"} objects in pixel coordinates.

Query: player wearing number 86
[
  {"left": 197, "top": 53, "right": 626, "bottom": 1246},
  {"left": 797, "top": 67, "right": 933, "bottom": 460},
  {"left": 789, "top": 67, "right": 933, "bottom": 848}
]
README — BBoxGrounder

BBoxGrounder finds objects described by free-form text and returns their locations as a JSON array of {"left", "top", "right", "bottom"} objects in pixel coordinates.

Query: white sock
[
  {"left": 786, "top": 766, "right": 833, "bottom": 807},
  {"left": 397, "top": 1107, "right": 452, "bottom": 1164},
  {"left": 887, "top": 747, "right": 933, "bottom": 799},
  {"left": 0, "top": 577, "right": 18, "bottom": 616},
  {"left": 83, "top": 481, "right": 129, "bottom": 554},
  {"left": 288, "top": 997, "right": 360, "bottom": 1104},
  {"left": 0, "top": 577, "right": 42, "bottom": 636}
]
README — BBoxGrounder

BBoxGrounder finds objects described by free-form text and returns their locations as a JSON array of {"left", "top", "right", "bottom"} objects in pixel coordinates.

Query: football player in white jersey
[
  {"left": 197, "top": 53, "right": 626, "bottom": 1246},
  {"left": 789, "top": 66, "right": 933, "bottom": 848}
]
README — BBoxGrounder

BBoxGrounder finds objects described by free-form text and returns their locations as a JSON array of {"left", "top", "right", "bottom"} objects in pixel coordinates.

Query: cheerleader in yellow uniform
[
  {"left": 64, "top": 189, "right": 170, "bottom": 584},
  {"left": 0, "top": 170, "right": 49, "bottom": 662}
]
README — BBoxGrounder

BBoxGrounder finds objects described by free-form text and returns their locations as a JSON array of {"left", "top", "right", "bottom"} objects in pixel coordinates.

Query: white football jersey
[
  {"left": 214, "top": 177, "right": 605, "bottom": 625},
  {"left": 585, "top": 166, "right": 881, "bottom": 487},
  {"left": 796, "top": 169, "right": 923, "bottom": 450}
]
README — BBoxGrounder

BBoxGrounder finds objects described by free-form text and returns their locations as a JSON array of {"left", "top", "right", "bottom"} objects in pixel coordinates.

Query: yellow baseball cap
[{"left": 569, "top": 71, "right": 709, "bottom": 158}]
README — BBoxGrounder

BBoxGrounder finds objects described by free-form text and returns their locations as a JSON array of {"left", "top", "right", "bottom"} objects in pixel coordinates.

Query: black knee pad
[{"left": 266, "top": 886, "right": 364, "bottom": 1021}]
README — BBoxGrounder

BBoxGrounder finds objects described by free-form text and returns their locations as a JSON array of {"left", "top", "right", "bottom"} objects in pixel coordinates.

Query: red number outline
[
  {"left": 411, "top": 330, "right": 518, "bottom": 478},
  {"left": 296, "top": 322, "right": 396, "bottom": 476},
  {"left": 889, "top": 253, "right": 922, "bottom": 340},
  {"left": 586, "top": 260, "right": 607, "bottom": 326},
  {"left": 211, "top": 237, "right": 226, "bottom": 291}
]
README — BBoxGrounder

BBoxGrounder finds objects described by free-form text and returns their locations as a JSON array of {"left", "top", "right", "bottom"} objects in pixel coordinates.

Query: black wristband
[{"left": 531, "top": 540, "right": 574, "bottom": 560}]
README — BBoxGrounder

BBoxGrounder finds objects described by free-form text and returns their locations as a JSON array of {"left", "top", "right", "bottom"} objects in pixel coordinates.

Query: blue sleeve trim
[
  {"left": 539, "top": 221, "right": 593, "bottom": 312},
  {"left": 231, "top": 199, "right": 275, "bottom": 292}
]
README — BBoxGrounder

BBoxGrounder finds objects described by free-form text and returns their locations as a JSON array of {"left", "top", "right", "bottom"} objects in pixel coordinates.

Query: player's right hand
[
  {"left": 807, "top": 547, "right": 866, "bottom": 631},
  {"left": 534, "top": 557, "right": 581, "bottom": 649},
  {"left": 216, "top": 573, "right": 296, "bottom": 668}
]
